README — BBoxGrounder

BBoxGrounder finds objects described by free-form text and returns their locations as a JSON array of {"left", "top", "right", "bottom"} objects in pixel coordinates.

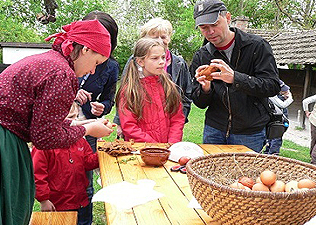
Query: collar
[
  {"left": 216, "top": 36, "right": 235, "bottom": 50},
  {"left": 204, "top": 27, "right": 252, "bottom": 54}
]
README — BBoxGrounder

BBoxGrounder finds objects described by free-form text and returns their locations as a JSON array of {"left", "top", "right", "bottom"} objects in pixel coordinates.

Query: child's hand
[
  {"left": 116, "top": 125, "right": 124, "bottom": 139},
  {"left": 306, "top": 111, "right": 311, "bottom": 118},
  {"left": 40, "top": 200, "right": 56, "bottom": 212},
  {"left": 90, "top": 102, "right": 105, "bottom": 116},
  {"left": 75, "top": 89, "right": 92, "bottom": 105}
]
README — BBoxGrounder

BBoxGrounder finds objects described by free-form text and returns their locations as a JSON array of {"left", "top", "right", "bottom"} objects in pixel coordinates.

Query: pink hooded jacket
[{"left": 119, "top": 75, "right": 185, "bottom": 143}]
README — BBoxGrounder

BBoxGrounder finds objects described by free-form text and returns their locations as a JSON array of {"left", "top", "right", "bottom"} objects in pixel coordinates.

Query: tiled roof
[
  {"left": 246, "top": 28, "right": 281, "bottom": 41},
  {"left": 268, "top": 30, "right": 316, "bottom": 65},
  {"left": 246, "top": 29, "right": 316, "bottom": 65}
]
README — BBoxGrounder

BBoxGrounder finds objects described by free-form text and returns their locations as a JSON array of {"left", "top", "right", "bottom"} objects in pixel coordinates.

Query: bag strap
[{"left": 259, "top": 98, "right": 275, "bottom": 115}]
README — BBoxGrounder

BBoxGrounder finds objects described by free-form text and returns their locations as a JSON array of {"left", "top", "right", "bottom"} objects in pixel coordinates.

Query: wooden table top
[
  {"left": 29, "top": 211, "right": 78, "bottom": 225},
  {"left": 97, "top": 142, "right": 253, "bottom": 225}
]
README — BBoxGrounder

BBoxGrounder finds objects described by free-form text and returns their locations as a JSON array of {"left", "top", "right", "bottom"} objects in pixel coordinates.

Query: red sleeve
[
  {"left": 30, "top": 70, "right": 85, "bottom": 150},
  {"left": 82, "top": 139, "right": 99, "bottom": 171},
  {"left": 168, "top": 102, "right": 185, "bottom": 143},
  {"left": 31, "top": 147, "right": 51, "bottom": 202},
  {"left": 119, "top": 99, "right": 156, "bottom": 143}
]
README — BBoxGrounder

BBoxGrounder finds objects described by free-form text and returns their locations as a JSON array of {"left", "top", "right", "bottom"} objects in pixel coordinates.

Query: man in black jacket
[{"left": 190, "top": 0, "right": 280, "bottom": 152}]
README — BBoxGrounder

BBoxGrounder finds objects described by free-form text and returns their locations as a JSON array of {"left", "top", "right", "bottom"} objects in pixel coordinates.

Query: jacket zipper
[
  {"left": 226, "top": 86, "right": 232, "bottom": 138},
  {"left": 220, "top": 49, "right": 241, "bottom": 138}
]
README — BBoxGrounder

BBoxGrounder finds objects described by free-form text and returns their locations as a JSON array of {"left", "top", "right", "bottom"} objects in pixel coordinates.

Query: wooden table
[
  {"left": 98, "top": 142, "right": 253, "bottom": 225},
  {"left": 29, "top": 211, "right": 78, "bottom": 225}
]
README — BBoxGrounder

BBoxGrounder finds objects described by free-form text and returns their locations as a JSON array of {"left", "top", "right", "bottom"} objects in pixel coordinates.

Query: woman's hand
[
  {"left": 195, "top": 65, "right": 211, "bottom": 92},
  {"left": 83, "top": 120, "right": 114, "bottom": 138},
  {"left": 90, "top": 102, "right": 105, "bottom": 116},
  {"left": 70, "top": 119, "right": 96, "bottom": 126},
  {"left": 40, "top": 200, "right": 56, "bottom": 212},
  {"left": 75, "top": 89, "right": 92, "bottom": 105}
]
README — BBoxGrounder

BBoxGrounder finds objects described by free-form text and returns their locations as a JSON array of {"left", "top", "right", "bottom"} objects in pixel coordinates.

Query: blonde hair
[
  {"left": 116, "top": 37, "right": 180, "bottom": 120},
  {"left": 140, "top": 18, "right": 173, "bottom": 38}
]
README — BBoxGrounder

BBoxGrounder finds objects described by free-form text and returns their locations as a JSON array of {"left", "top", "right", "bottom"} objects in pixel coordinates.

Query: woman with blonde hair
[
  {"left": 114, "top": 18, "right": 192, "bottom": 138},
  {"left": 116, "top": 37, "right": 185, "bottom": 143}
]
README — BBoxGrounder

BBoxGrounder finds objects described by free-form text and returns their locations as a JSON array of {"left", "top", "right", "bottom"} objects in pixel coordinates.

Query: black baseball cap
[{"left": 194, "top": 0, "right": 227, "bottom": 28}]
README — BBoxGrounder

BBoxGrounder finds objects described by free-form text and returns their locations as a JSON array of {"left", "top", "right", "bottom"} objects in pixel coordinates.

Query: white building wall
[{"left": 3, "top": 47, "right": 50, "bottom": 64}]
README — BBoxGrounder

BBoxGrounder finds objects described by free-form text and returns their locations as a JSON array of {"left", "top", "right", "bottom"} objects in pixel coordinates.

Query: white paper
[
  {"left": 97, "top": 177, "right": 102, "bottom": 187},
  {"left": 92, "top": 179, "right": 164, "bottom": 210},
  {"left": 168, "top": 142, "right": 204, "bottom": 162},
  {"left": 304, "top": 215, "right": 316, "bottom": 224},
  {"left": 188, "top": 197, "right": 202, "bottom": 209}
]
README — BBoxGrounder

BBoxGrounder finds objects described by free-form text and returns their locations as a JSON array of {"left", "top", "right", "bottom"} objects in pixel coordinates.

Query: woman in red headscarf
[{"left": 0, "top": 19, "right": 113, "bottom": 225}]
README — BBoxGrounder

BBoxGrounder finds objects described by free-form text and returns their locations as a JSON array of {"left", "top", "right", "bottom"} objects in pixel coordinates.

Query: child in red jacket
[
  {"left": 32, "top": 137, "right": 99, "bottom": 225},
  {"left": 116, "top": 38, "right": 185, "bottom": 143}
]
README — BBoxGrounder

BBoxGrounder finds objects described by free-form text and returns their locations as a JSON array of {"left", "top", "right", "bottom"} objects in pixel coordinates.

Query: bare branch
[{"left": 274, "top": 0, "right": 305, "bottom": 27}]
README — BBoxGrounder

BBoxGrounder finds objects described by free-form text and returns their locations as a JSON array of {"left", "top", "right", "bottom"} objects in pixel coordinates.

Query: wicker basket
[{"left": 186, "top": 152, "right": 316, "bottom": 225}]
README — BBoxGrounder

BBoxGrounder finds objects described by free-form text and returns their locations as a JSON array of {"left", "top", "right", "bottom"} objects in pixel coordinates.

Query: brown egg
[
  {"left": 260, "top": 170, "right": 277, "bottom": 186},
  {"left": 230, "top": 182, "right": 246, "bottom": 190},
  {"left": 298, "top": 179, "right": 316, "bottom": 189},
  {"left": 285, "top": 180, "right": 299, "bottom": 192},
  {"left": 238, "top": 176, "right": 255, "bottom": 189},
  {"left": 270, "top": 180, "right": 285, "bottom": 192},
  {"left": 252, "top": 183, "right": 270, "bottom": 192}
]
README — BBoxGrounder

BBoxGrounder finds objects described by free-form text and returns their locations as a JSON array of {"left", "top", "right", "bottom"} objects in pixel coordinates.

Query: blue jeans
[
  {"left": 203, "top": 125, "right": 266, "bottom": 153},
  {"left": 265, "top": 138, "right": 282, "bottom": 155}
]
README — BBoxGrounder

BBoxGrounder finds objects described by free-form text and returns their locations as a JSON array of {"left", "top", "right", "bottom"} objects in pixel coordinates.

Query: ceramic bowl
[{"left": 140, "top": 147, "right": 171, "bottom": 166}]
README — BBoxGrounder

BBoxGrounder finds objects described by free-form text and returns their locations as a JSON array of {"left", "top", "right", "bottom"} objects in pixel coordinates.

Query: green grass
[
  {"left": 32, "top": 104, "right": 311, "bottom": 224},
  {"left": 280, "top": 139, "right": 311, "bottom": 163}
]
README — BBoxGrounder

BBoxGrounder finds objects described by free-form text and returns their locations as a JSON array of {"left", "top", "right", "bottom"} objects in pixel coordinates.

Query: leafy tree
[
  {"left": 224, "top": 0, "right": 287, "bottom": 29},
  {"left": 0, "top": 0, "right": 313, "bottom": 67},
  {"left": 0, "top": 1, "right": 42, "bottom": 42},
  {"left": 274, "top": 0, "right": 316, "bottom": 29}
]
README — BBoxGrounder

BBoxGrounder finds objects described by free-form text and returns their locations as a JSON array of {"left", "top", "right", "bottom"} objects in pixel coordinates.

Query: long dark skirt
[{"left": 0, "top": 125, "right": 34, "bottom": 225}]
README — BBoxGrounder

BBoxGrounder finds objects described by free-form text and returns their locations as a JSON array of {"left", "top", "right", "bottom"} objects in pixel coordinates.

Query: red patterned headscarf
[{"left": 45, "top": 20, "right": 111, "bottom": 58}]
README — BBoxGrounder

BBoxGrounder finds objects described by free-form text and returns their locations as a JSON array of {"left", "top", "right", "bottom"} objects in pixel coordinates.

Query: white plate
[{"left": 168, "top": 142, "right": 204, "bottom": 162}]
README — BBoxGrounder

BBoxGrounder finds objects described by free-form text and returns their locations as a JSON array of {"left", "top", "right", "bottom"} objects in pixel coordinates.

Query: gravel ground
[{"left": 283, "top": 119, "right": 311, "bottom": 148}]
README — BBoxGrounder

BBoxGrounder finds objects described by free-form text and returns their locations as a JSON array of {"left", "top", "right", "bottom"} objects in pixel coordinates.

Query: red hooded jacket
[{"left": 31, "top": 138, "right": 99, "bottom": 211}]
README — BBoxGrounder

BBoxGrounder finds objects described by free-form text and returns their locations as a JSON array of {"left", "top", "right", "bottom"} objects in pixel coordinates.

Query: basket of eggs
[{"left": 186, "top": 152, "right": 316, "bottom": 225}]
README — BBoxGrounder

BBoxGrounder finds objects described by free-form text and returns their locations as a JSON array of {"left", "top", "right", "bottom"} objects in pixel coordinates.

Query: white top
[
  {"left": 269, "top": 92, "right": 293, "bottom": 109},
  {"left": 302, "top": 94, "right": 316, "bottom": 126}
]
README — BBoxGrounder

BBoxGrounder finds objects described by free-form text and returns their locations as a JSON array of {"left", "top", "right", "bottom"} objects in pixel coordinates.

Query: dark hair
[
  {"left": 83, "top": 11, "right": 118, "bottom": 55},
  {"left": 70, "top": 43, "right": 84, "bottom": 61}
]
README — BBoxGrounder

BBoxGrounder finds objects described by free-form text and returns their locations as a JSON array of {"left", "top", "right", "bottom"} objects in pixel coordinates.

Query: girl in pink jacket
[{"left": 116, "top": 38, "right": 185, "bottom": 143}]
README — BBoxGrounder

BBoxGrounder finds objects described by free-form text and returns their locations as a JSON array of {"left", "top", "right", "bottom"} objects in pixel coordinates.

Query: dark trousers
[
  {"left": 77, "top": 204, "right": 93, "bottom": 225},
  {"left": 310, "top": 123, "right": 316, "bottom": 165},
  {"left": 85, "top": 135, "right": 97, "bottom": 224},
  {"left": 67, "top": 204, "right": 93, "bottom": 225},
  {"left": 265, "top": 138, "right": 282, "bottom": 155}
]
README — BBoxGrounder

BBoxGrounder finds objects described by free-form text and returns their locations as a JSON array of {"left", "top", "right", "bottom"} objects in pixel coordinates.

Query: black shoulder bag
[{"left": 262, "top": 99, "right": 289, "bottom": 139}]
